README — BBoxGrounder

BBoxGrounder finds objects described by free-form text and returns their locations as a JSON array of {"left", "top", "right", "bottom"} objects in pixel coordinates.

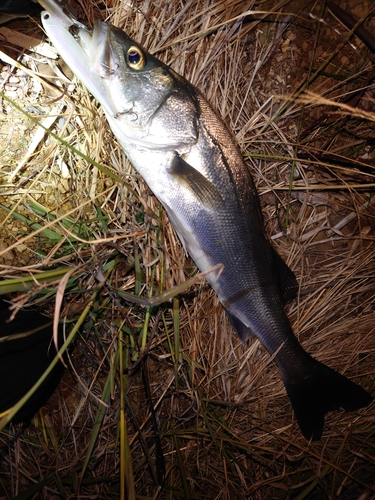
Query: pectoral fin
[{"left": 169, "top": 153, "right": 224, "bottom": 210}]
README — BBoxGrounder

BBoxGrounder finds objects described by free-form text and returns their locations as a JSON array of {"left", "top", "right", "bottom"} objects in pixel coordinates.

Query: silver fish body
[{"left": 39, "top": 1, "right": 372, "bottom": 440}]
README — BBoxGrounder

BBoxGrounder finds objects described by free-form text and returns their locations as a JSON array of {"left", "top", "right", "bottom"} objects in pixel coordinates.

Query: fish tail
[{"left": 283, "top": 357, "right": 372, "bottom": 440}]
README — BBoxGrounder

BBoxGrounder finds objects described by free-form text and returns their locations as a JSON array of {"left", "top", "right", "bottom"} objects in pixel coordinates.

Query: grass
[{"left": 0, "top": 0, "right": 375, "bottom": 498}]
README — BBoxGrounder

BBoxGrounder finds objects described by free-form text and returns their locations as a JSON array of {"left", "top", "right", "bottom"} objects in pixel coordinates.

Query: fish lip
[
  {"left": 90, "top": 21, "right": 115, "bottom": 79},
  {"left": 65, "top": 20, "right": 113, "bottom": 81}
]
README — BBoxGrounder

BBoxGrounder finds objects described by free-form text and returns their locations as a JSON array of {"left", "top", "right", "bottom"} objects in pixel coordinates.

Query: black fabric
[
  {"left": 0, "top": 0, "right": 41, "bottom": 14},
  {"left": 0, "top": 300, "right": 67, "bottom": 423}
]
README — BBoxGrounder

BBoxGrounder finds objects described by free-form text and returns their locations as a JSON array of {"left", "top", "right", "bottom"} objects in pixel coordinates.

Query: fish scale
[{"left": 38, "top": 0, "right": 372, "bottom": 440}]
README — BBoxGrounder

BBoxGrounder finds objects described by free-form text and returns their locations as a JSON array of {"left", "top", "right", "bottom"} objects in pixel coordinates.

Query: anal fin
[
  {"left": 227, "top": 311, "right": 255, "bottom": 344},
  {"left": 271, "top": 247, "right": 299, "bottom": 303}
]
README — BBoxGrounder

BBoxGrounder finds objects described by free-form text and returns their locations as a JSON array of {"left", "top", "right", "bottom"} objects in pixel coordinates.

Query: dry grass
[{"left": 0, "top": 0, "right": 375, "bottom": 498}]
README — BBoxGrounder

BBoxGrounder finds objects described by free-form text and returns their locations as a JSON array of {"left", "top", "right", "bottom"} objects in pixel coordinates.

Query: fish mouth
[
  {"left": 39, "top": 0, "right": 117, "bottom": 117},
  {"left": 39, "top": 0, "right": 113, "bottom": 76}
]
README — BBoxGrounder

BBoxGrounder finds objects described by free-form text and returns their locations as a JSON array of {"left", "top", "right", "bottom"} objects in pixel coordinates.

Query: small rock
[{"left": 0, "top": 241, "right": 14, "bottom": 261}]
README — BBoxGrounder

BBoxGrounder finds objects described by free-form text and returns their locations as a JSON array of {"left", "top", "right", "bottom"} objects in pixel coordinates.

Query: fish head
[
  {"left": 40, "top": 1, "right": 198, "bottom": 149},
  {"left": 87, "top": 22, "right": 178, "bottom": 128}
]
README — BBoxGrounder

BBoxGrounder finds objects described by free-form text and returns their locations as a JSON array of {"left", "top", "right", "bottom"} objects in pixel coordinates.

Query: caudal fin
[{"left": 284, "top": 359, "right": 372, "bottom": 440}]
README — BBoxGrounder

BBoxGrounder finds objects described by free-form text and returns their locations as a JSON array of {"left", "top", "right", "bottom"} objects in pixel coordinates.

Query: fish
[{"left": 38, "top": 0, "right": 372, "bottom": 440}]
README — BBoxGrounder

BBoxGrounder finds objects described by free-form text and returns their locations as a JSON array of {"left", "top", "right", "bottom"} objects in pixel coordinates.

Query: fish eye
[{"left": 126, "top": 46, "right": 145, "bottom": 70}]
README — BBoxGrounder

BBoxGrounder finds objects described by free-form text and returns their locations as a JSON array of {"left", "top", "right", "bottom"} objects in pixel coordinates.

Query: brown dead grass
[{"left": 0, "top": 0, "right": 375, "bottom": 498}]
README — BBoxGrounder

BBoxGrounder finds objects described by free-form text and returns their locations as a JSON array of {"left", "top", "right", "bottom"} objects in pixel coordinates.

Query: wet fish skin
[{"left": 39, "top": 2, "right": 372, "bottom": 440}]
